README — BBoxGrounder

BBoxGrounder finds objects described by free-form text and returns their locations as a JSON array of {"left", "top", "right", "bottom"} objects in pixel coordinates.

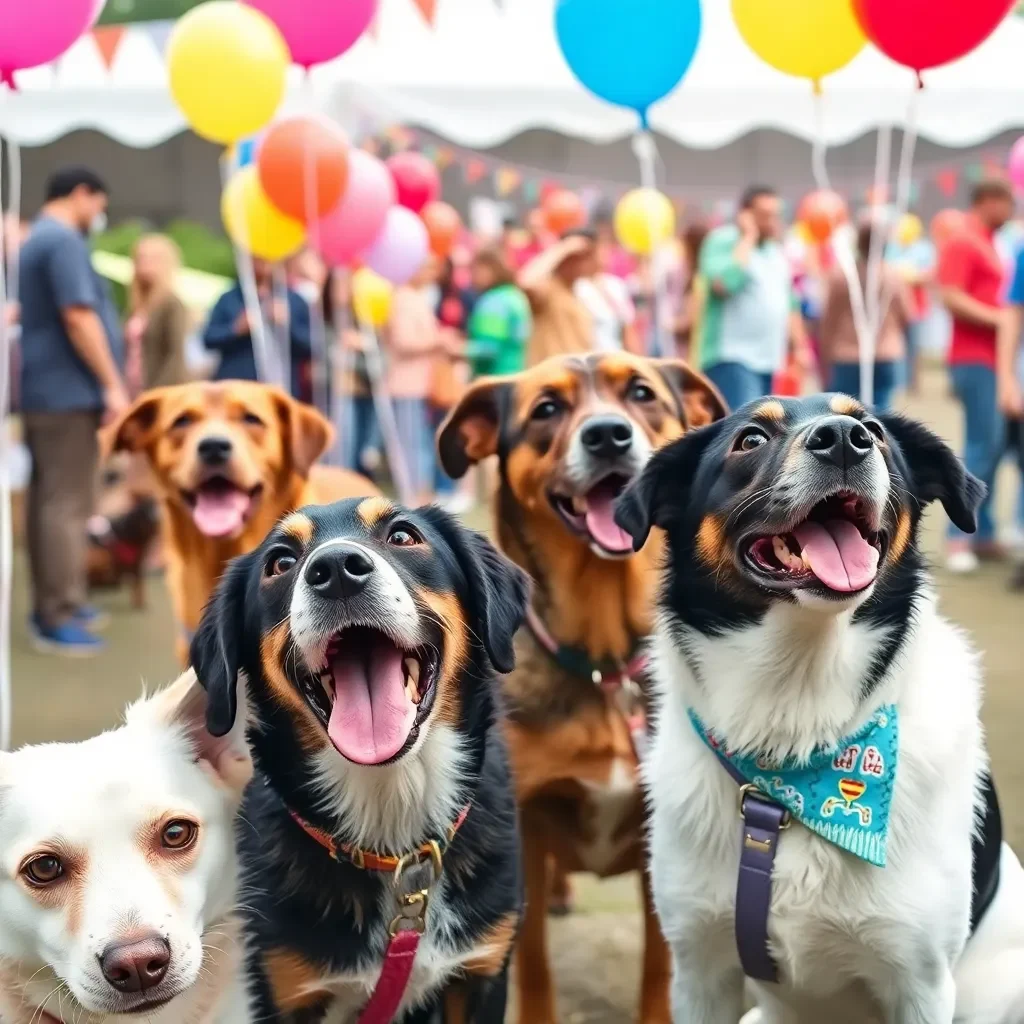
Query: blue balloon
[
  {"left": 555, "top": 0, "right": 702, "bottom": 126},
  {"left": 235, "top": 134, "right": 260, "bottom": 169}
]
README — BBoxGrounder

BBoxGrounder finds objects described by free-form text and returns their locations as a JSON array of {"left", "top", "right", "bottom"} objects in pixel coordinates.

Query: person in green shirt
[{"left": 466, "top": 248, "right": 531, "bottom": 377}]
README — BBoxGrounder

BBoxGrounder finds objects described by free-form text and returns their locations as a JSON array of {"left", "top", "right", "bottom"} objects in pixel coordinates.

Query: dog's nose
[
  {"left": 804, "top": 415, "right": 874, "bottom": 470},
  {"left": 304, "top": 545, "right": 375, "bottom": 599},
  {"left": 99, "top": 935, "right": 170, "bottom": 994},
  {"left": 580, "top": 415, "right": 633, "bottom": 459},
  {"left": 197, "top": 436, "right": 232, "bottom": 466}
]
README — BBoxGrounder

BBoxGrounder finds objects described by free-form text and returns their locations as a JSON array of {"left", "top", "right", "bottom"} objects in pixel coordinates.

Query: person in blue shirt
[{"left": 203, "top": 257, "right": 312, "bottom": 399}]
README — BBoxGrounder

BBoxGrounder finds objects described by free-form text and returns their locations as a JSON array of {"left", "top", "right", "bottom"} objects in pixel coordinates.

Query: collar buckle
[{"left": 389, "top": 840, "right": 443, "bottom": 936}]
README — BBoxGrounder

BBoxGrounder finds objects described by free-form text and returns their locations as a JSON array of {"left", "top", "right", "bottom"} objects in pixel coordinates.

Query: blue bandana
[{"left": 690, "top": 705, "right": 899, "bottom": 867}]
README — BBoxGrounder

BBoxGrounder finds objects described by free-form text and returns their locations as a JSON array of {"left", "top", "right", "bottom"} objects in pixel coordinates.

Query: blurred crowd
[{"left": 7, "top": 164, "right": 1024, "bottom": 654}]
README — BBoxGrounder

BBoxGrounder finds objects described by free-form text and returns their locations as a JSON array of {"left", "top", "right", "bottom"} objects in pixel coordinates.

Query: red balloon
[
  {"left": 852, "top": 0, "right": 1014, "bottom": 73},
  {"left": 386, "top": 152, "right": 441, "bottom": 214},
  {"left": 798, "top": 190, "right": 848, "bottom": 243},
  {"left": 931, "top": 208, "right": 966, "bottom": 248},
  {"left": 542, "top": 188, "right": 586, "bottom": 236},
  {"left": 421, "top": 201, "right": 461, "bottom": 258}
]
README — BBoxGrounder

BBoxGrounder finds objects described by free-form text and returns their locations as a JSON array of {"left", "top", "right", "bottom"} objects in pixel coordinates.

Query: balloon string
[
  {"left": 864, "top": 122, "right": 893, "bottom": 356},
  {"left": 272, "top": 264, "right": 291, "bottom": 394},
  {"left": 811, "top": 87, "right": 874, "bottom": 405},
  {"left": 220, "top": 152, "right": 277, "bottom": 388},
  {"left": 632, "top": 128, "right": 669, "bottom": 356}
]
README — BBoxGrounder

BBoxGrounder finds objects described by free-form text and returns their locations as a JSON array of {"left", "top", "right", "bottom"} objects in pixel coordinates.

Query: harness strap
[{"left": 357, "top": 929, "right": 420, "bottom": 1024}]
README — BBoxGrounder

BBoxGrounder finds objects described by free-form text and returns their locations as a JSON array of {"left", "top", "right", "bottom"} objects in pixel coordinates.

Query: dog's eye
[
  {"left": 530, "top": 398, "right": 561, "bottom": 422},
  {"left": 388, "top": 526, "right": 422, "bottom": 547},
  {"left": 22, "top": 855, "right": 63, "bottom": 886},
  {"left": 627, "top": 379, "right": 656, "bottom": 403},
  {"left": 161, "top": 820, "right": 199, "bottom": 851},
  {"left": 267, "top": 552, "right": 297, "bottom": 576},
  {"left": 242, "top": 412, "right": 265, "bottom": 428},
  {"left": 864, "top": 420, "right": 885, "bottom": 442},
  {"left": 170, "top": 412, "right": 194, "bottom": 431},
  {"left": 735, "top": 428, "right": 769, "bottom": 452}
]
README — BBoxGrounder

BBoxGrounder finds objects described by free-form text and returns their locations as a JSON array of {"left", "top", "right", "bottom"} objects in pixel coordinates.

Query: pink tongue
[
  {"left": 792, "top": 519, "right": 879, "bottom": 593},
  {"left": 192, "top": 488, "right": 251, "bottom": 538},
  {"left": 327, "top": 636, "right": 416, "bottom": 765},
  {"left": 584, "top": 484, "right": 633, "bottom": 554}
]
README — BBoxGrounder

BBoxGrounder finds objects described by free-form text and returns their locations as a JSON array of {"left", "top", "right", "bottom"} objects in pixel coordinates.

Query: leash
[
  {"left": 524, "top": 603, "right": 649, "bottom": 759},
  {"left": 289, "top": 804, "right": 470, "bottom": 1024}
]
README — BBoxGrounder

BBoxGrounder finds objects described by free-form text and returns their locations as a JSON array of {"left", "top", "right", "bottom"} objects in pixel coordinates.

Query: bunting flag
[
  {"left": 936, "top": 168, "right": 959, "bottom": 198},
  {"left": 411, "top": 0, "right": 437, "bottom": 26},
  {"left": 435, "top": 147, "right": 455, "bottom": 170},
  {"left": 143, "top": 19, "right": 175, "bottom": 56},
  {"left": 495, "top": 167, "right": 521, "bottom": 197},
  {"left": 464, "top": 159, "right": 486, "bottom": 184},
  {"left": 92, "top": 25, "right": 126, "bottom": 69},
  {"left": 521, "top": 179, "right": 540, "bottom": 204}
]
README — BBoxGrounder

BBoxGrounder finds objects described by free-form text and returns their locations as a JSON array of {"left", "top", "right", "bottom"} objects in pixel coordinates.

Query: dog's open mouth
[
  {"left": 550, "top": 473, "right": 634, "bottom": 556},
  {"left": 181, "top": 478, "right": 262, "bottom": 538},
  {"left": 304, "top": 626, "right": 439, "bottom": 766},
  {"left": 742, "top": 492, "right": 884, "bottom": 594}
]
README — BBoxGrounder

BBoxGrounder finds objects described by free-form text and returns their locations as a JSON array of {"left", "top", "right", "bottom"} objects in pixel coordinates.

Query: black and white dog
[{"left": 615, "top": 395, "right": 1024, "bottom": 1024}]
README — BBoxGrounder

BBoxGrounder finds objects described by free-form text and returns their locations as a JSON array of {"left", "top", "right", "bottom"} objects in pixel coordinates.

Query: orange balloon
[
  {"left": 931, "top": 208, "right": 966, "bottom": 248},
  {"left": 798, "top": 189, "right": 848, "bottom": 243},
  {"left": 421, "top": 201, "right": 461, "bottom": 258},
  {"left": 543, "top": 188, "right": 586, "bottom": 236},
  {"left": 257, "top": 115, "right": 349, "bottom": 223}
]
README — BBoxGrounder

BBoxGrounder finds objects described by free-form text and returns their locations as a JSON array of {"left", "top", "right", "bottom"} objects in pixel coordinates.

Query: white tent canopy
[{"left": 4, "top": 0, "right": 1024, "bottom": 151}]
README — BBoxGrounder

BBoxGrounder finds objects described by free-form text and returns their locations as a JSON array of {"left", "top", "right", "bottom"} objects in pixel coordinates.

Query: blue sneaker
[
  {"left": 29, "top": 616, "right": 106, "bottom": 657},
  {"left": 73, "top": 604, "right": 111, "bottom": 632}
]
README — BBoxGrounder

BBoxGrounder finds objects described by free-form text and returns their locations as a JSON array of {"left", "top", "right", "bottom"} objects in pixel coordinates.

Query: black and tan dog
[
  {"left": 190, "top": 496, "right": 529, "bottom": 1022},
  {"left": 437, "top": 352, "right": 727, "bottom": 1024}
]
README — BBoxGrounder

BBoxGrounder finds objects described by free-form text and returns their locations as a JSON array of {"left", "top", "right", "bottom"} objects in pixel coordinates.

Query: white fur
[
  {"left": 645, "top": 589, "right": 1024, "bottom": 1024},
  {"left": 0, "top": 672, "right": 253, "bottom": 1024}
]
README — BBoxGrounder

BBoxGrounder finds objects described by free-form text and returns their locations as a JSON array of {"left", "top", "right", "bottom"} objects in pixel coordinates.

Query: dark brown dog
[{"left": 438, "top": 352, "right": 727, "bottom": 1024}]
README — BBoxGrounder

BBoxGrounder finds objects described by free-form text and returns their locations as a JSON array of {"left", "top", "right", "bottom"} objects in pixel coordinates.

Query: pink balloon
[
  {"left": 1009, "top": 137, "right": 1024, "bottom": 193},
  {"left": 364, "top": 206, "right": 429, "bottom": 285},
  {"left": 244, "top": 0, "right": 378, "bottom": 69},
  {"left": 315, "top": 150, "right": 395, "bottom": 269},
  {"left": 0, "top": 0, "right": 97, "bottom": 81}
]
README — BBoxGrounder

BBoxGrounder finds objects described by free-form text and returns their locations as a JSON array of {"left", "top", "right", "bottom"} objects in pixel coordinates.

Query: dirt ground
[{"left": 8, "top": 367, "right": 1024, "bottom": 1022}]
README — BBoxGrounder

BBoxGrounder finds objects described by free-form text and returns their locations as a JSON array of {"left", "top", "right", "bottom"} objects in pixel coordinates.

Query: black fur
[{"left": 190, "top": 499, "right": 528, "bottom": 1022}]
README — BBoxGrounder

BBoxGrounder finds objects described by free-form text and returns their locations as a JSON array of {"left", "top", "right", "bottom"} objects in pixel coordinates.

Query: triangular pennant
[
  {"left": 435, "top": 147, "right": 454, "bottom": 170},
  {"left": 92, "top": 25, "right": 125, "bottom": 70},
  {"left": 144, "top": 20, "right": 175, "bottom": 57},
  {"left": 521, "top": 179, "right": 540, "bottom": 204},
  {"left": 411, "top": 0, "right": 437, "bottom": 26},
  {"left": 465, "top": 159, "right": 486, "bottom": 184},
  {"left": 936, "top": 168, "right": 959, "bottom": 198},
  {"left": 495, "top": 167, "right": 521, "bottom": 197}
]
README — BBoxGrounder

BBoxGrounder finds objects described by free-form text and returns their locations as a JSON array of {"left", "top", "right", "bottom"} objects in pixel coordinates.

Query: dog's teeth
[
  {"left": 772, "top": 535, "right": 804, "bottom": 572},
  {"left": 571, "top": 496, "right": 587, "bottom": 515},
  {"left": 404, "top": 657, "right": 421, "bottom": 704}
]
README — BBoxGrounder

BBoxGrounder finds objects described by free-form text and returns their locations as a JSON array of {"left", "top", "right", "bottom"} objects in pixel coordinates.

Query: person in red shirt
[{"left": 937, "top": 178, "right": 1015, "bottom": 573}]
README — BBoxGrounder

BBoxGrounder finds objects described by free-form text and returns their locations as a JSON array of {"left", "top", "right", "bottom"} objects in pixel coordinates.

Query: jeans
[
  {"left": 703, "top": 362, "right": 775, "bottom": 412},
  {"left": 949, "top": 363, "right": 1003, "bottom": 543},
  {"left": 392, "top": 397, "right": 436, "bottom": 499},
  {"left": 829, "top": 360, "right": 903, "bottom": 413},
  {"left": 338, "top": 395, "right": 380, "bottom": 478},
  {"left": 431, "top": 404, "right": 455, "bottom": 497}
]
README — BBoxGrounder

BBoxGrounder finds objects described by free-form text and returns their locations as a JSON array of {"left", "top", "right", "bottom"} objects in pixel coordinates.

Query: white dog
[
  {"left": 614, "top": 396, "right": 1024, "bottom": 1023},
  {"left": 0, "top": 670, "right": 253, "bottom": 1024}
]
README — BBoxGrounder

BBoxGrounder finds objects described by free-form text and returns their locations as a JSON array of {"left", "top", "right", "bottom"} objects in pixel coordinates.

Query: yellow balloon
[
  {"left": 614, "top": 189, "right": 676, "bottom": 256},
  {"left": 896, "top": 213, "right": 923, "bottom": 248},
  {"left": 732, "top": 0, "right": 865, "bottom": 85},
  {"left": 222, "top": 167, "right": 306, "bottom": 261},
  {"left": 352, "top": 269, "right": 393, "bottom": 329},
  {"left": 168, "top": 1, "right": 289, "bottom": 145}
]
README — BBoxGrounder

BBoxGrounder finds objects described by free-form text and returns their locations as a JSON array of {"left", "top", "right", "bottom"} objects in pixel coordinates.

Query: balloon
[
  {"left": 896, "top": 213, "right": 923, "bottom": 247},
  {"left": 245, "top": 0, "right": 377, "bottom": 69},
  {"left": 614, "top": 189, "right": 676, "bottom": 256},
  {"left": 387, "top": 153, "right": 441, "bottom": 214},
  {"left": 852, "top": 0, "right": 1014, "bottom": 73},
  {"left": 352, "top": 268, "right": 393, "bottom": 329},
  {"left": 421, "top": 202, "right": 462, "bottom": 258},
  {"left": 543, "top": 189, "right": 586, "bottom": 236},
  {"left": 732, "top": 0, "right": 866, "bottom": 84},
  {"left": 0, "top": 0, "right": 96, "bottom": 80},
  {"left": 931, "top": 208, "right": 966, "bottom": 247},
  {"left": 257, "top": 116, "right": 350, "bottom": 223},
  {"left": 797, "top": 190, "right": 848, "bottom": 243},
  {"left": 316, "top": 151, "right": 395, "bottom": 268},
  {"left": 555, "top": 0, "right": 702, "bottom": 123},
  {"left": 1009, "top": 136, "right": 1024, "bottom": 192},
  {"left": 222, "top": 166, "right": 306, "bottom": 261},
  {"left": 168, "top": 2, "right": 288, "bottom": 145},
  {"left": 363, "top": 207, "right": 430, "bottom": 286}
]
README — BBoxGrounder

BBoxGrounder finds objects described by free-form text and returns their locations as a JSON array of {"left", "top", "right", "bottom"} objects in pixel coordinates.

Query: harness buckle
[
  {"left": 738, "top": 783, "right": 791, "bottom": 829},
  {"left": 389, "top": 840, "right": 443, "bottom": 936}
]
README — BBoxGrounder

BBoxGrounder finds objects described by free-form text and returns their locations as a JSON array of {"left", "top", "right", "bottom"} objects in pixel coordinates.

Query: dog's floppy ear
[
  {"left": 189, "top": 553, "right": 253, "bottom": 737},
  {"left": 880, "top": 412, "right": 985, "bottom": 534},
  {"left": 128, "top": 669, "right": 252, "bottom": 794},
  {"left": 101, "top": 388, "right": 170, "bottom": 457},
  {"left": 615, "top": 422, "right": 722, "bottom": 551},
  {"left": 437, "top": 377, "right": 513, "bottom": 479},
  {"left": 429, "top": 509, "right": 529, "bottom": 674},
  {"left": 273, "top": 387, "right": 334, "bottom": 477},
  {"left": 652, "top": 360, "right": 729, "bottom": 428}
]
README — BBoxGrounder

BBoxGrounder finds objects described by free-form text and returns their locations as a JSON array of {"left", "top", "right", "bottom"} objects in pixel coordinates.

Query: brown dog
[
  {"left": 106, "top": 381, "right": 376, "bottom": 661},
  {"left": 438, "top": 352, "right": 727, "bottom": 1024}
]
